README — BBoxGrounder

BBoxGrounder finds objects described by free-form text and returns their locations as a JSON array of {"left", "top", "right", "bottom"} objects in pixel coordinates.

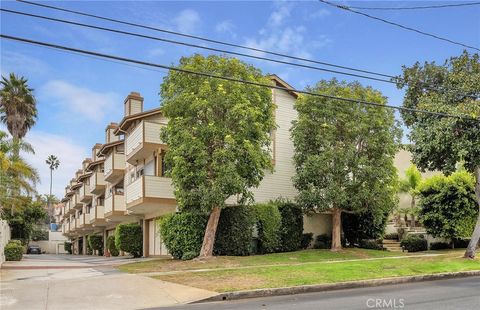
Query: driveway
[{"left": 0, "top": 254, "right": 217, "bottom": 310}]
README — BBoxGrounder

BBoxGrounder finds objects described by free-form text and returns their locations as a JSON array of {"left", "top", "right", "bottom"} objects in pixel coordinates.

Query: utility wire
[
  {"left": 319, "top": 0, "right": 480, "bottom": 52},
  {"left": 0, "top": 8, "right": 394, "bottom": 84},
  {"left": 16, "top": 0, "right": 393, "bottom": 79},
  {"left": 1, "top": 34, "right": 478, "bottom": 123},
  {"left": 349, "top": 2, "right": 480, "bottom": 10},
  {"left": 2, "top": 8, "right": 475, "bottom": 98}
]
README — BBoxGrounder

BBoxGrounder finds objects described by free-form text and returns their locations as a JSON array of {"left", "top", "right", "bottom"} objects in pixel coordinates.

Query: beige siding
[
  {"left": 125, "top": 123, "right": 143, "bottom": 155},
  {"left": 144, "top": 121, "right": 164, "bottom": 144},
  {"left": 104, "top": 152, "right": 125, "bottom": 175},
  {"left": 227, "top": 88, "right": 298, "bottom": 204},
  {"left": 126, "top": 177, "right": 142, "bottom": 204},
  {"left": 144, "top": 176, "right": 175, "bottom": 199},
  {"left": 89, "top": 172, "right": 105, "bottom": 190}
]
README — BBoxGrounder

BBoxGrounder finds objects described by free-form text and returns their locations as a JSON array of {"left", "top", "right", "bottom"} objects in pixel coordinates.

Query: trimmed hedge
[
  {"left": 252, "top": 203, "right": 281, "bottom": 254},
  {"left": 277, "top": 201, "right": 303, "bottom": 252},
  {"left": 359, "top": 239, "right": 384, "bottom": 250},
  {"left": 5, "top": 241, "right": 23, "bottom": 261},
  {"left": 159, "top": 212, "right": 208, "bottom": 259},
  {"left": 400, "top": 235, "right": 428, "bottom": 252},
  {"left": 301, "top": 233, "right": 313, "bottom": 249},
  {"left": 430, "top": 242, "right": 451, "bottom": 250},
  {"left": 214, "top": 205, "right": 255, "bottom": 256},
  {"left": 342, "top": 211, "right": 389, "bottom": 246},
  {"left": 64, "top": 241, "right": 72, "bottom": 254},
  {"left": 88, "top": 234, "right": 104, "bottom": 256},
  {"left": 106, "top": 235, "right": 119, "bottom": 256},
  {"left": 453, "top": 238, "right": 471, "bottom": 248},
  {"left": 384, "top": 233, "right": 399, "bottom": 241},
  {"left": 115, "top": 223, "right": 143, "bottom": 258},
  {"left": 314, "top": 234, "right": 331, "bottom": 249}
]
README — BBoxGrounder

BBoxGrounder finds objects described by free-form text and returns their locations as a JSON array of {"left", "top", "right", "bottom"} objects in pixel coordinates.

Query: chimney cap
[{"left": 125, "top": 91, "right": 143, "bottom": 101}]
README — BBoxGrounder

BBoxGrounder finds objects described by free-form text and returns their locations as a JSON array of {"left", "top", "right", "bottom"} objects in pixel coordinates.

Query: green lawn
[
  {"left": 152, "top": 250, "right": 479, "bottom": 292},
  {"left": 119, "top": 248, "right": 408, "bottom": 274}
]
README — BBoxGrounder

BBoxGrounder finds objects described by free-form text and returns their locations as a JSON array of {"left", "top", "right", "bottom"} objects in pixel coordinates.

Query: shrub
[
  {"left": 277, "top": 201, "right": 303, "bottom": 252},
  {"left": 453, "top": 238, "right": 471, "bottom": 248},
  {"left": 106, "top": 235, "right": 119, "bottom": 256},
  {"left": 384, "top": 233, "right": 399, "bottom": 241},
  {"left": 159, "top": 212, "right": 207, "bottom": 259},
  {"left": 115, "top": 223, "right": 143, "bottom": 258},
  {"left": 88, "top": 234, "right": 104, "bottom": 256},
  {"left": 418, "top": 171, "right": 478, "bottom": 241},
  {"left": 430, "top": 242, "right": 451, "bottom": 250},
  {"left": 64, "top": 241, "right": 72, "bottom": 254},
  {"left": 9, "top": 239, "right": 22, "bottom": 246},
  {"left": 342, "top": 210, "right": 389, "bottom": 246},
  {"left": 214, "top": 205, "right": 255, "bottom": 256},
  {"left": 314, "top": 234, "right": 332, "bottom": 249},
  {"left": 301, "top": 233, "right": 314, "bottom": 249},
  {"left": 359, "top": 239, "right": 384, "bottom": 250},
  {"left": 252, "top": 203, "right": 281, "bottom": 254},
  {"left": 181, "top": 251, "right": 198, "bottom": 261},
  {"left": 31, "top": 229, "right": 49, "bottom": 241},
  {"left": 5, "top": 241, "right": 23, "bottom": 261},
  {"left": 400, "top": 235, "right": 428, "bottom": 252}
]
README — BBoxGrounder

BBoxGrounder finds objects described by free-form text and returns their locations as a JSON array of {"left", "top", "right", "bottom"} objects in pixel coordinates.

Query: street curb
[{"left": 193, "top": 270, "right": 480, "bottom": 303}]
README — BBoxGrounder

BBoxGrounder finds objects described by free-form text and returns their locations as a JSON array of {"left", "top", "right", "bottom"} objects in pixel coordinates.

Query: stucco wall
[{"left": 303, "top": 213, "right": 332, "bottom": 238}]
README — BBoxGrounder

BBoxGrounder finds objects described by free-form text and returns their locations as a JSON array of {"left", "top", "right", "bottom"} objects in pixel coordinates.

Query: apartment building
[{"left": 57, "top": 75, "right": 346, "bottom": 257}]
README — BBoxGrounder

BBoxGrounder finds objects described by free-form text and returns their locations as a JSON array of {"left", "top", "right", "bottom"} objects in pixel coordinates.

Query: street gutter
[{"left": 194, "top": 270, "right": 480, "bottom": 303}]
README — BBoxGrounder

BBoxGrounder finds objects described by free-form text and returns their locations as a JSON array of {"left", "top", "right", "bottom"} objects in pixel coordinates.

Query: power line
[
  {"left": 319, "top": 0, "right": 480, "bottom": 52},
  {"left": 16, "top": 0, "right": 393, "bottom": 79},
  {"left": 349, "top": 2, "right": 480, "bottom": 10},
  {"left": 3, "top": 7, "right": 475, "bottom": 99},
  {"left": 0, "top": 8, "right": 394, "bottom": 84},
  {"left": 1, "top": 33, "right": 478, "bottom": 123}
]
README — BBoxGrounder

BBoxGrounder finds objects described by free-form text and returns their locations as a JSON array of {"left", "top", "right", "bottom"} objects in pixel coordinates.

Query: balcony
[
  {"left": 125, "top": 121, "right": 165, "bottom": 164},
  {"left": 72, "top": 193, "right": 83, "bottom": 210},
  {"left": 105, "top": 192, "right": 126, "bottom": 221},
  {"left": 125, "top": 175, "right": 176, "bottom": 214},
  {"left": 88, "top": 205, "right": 106, "bottom": 226},
  {"left": 79, "top": 183, "right": 93, "bottom": 203},
  {"left": 104, "top": 151, "right": 125, "bottom": 183},
  {"left": 89, "top": 172, "right": 106, "bottom": 195},
  {"left": 66, "top": 200, "right": 75, "bottom": 215}
]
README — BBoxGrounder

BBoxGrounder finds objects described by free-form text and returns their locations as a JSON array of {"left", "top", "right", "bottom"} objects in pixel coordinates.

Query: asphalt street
[{"left": 157, "top": 276, "right": 480, "bottom": 310}]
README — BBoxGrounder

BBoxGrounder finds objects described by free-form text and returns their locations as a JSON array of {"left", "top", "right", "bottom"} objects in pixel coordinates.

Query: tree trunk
[
  {"left": 410, "top": 197, "right": 416, "bottom": 228},
  {"left": 464, "top": 166, "right": 480, "bottom": 259},
  {"left": 199, "top": 207, "right": 221, "bottom": 257},
  {"left": 331, "top": 208, "right": 342, "bottom": 251}
]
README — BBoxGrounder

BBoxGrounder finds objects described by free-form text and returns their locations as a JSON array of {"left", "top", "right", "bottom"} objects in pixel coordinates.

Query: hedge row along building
[{"left": 57, "top": 75, "right": 419, "bottom": 256}]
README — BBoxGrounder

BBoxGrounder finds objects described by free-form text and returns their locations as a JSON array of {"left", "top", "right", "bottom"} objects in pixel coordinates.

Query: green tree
[
  {"left": 292, "top": 79, "right": 401, "bottom": 251},
  {"left": 46, "top": 155, "right": 60, "bottom": 222},
  {"left": 417, "top": 170, "right": 477, "bottom": 244},
  {"left": 3, "top": 198, "right": 47, "bottom": 244},
  {"left": 399, "top": 164, "right": 423, "bottom": 227},
  {"left": 396, "top": 52, "right": 480, "bottom": 258},
  {"left": 0, "top": 73, "right": 37, "bottom": 145},
  {"left": 0, "top": 131, "right": 39, "bottom": 216},
  {"left": 160, "top": 55, "right": 275, "bottom": 257}
]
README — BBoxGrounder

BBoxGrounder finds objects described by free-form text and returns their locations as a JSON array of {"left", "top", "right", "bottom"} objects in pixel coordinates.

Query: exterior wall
[
  {"left": 303, "top": 214, "right": 332, "bottom": 238},
  {"left": 0, "top": 220, "right": 11, "bottom": 265}
]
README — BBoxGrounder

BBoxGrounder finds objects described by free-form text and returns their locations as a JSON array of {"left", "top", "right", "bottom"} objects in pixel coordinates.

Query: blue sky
[{"left": 1, "top": 0, "right": 479, "bottom": 198}]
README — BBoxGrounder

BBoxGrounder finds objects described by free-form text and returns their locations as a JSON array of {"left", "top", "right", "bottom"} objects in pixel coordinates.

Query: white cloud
[
  {"left": 173, "top": 9, "right": 201, "bottom": 34},
  {"left": 268, "top": 2, "right": 294, "bottom": 26},
  {"left": 24, "top": 131, "right": 88, "bottom": 198},
  {"left": 306, "top": 9, "right": 331, "bottom": 20},
  {"left": 0, "top": 51, "right": 49, "bottom": 76},
  {"left": 215, "top": 20, "right": 237, "bottom": 38},
  {"left": 40, "top": 80, "right": 119, "bottom": 122}
]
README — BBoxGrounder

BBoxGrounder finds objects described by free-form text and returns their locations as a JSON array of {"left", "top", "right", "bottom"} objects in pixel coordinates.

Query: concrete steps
[{"left": 383, "top": 240, "right": 403, "bottom": 252}]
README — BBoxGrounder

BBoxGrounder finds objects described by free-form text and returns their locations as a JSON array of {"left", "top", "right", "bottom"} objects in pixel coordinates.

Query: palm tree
[
  {"left": 0, "top": 131, "right": 39, "bottom": 216},
  {"left": 46, "top": 155, "right": 60, "bottom": 221},
  {"left": 398, "top": 164, "right": 422, "bottom": 228},
  {"left": 0, "top": 73, "right": 38, "bottom": 152}
]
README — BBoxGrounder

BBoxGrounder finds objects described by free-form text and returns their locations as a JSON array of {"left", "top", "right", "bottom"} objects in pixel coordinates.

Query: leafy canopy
[
  {"left": 160, "top": 54, "right": 276, "bottom": 211},
  {"left": 396, "top": 52, "right": 480, "bottom": 174},
  {"left": 292, "top": 79, "right": 401, "bottom": 216},
  {"left": 418, "top": 170, "right": 478, "bottom": 239}
]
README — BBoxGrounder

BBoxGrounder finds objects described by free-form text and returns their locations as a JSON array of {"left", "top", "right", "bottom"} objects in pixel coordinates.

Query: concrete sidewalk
[{"left": 1, "top": 255, "right": 218, "bottom": 310}]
